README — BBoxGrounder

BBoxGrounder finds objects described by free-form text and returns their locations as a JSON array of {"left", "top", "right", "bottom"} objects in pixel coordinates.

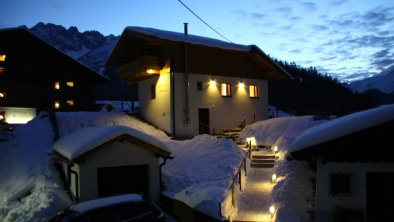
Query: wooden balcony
[{"left": 119, "top": 56, "right": 163, "bottom": 82}]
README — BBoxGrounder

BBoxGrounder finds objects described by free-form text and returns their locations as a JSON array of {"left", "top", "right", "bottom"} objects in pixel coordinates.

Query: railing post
[
  {"left": 244, "top": 156, "right": 247, "bottom": 176},
  {"left": 239, "top": 170, "right": 242, "bottom": 191},
  {"left": 231, "top": 185, "right": 235, "bottom": 207},
  {"left": 249, "top": 141, "right": 252, "bottom": 159}
]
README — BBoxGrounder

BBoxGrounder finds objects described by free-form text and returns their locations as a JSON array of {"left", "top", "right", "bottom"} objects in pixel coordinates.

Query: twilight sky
[{"left": 1, "top": 0, "right": 393, "bottom": 82}]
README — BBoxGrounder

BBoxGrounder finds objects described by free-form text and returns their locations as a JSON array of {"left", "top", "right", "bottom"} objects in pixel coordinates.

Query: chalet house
[
  {"left": 0, "top": 28, "right": 108, "bottom": 124},
  {"left": 106, "top": 26, "right": 291, "bottom": 138},
  {"left": 290, "top": 104, "right": 394, "bottom": 222},
  {"left": 53, "top": 125, "right": 172, "bottom": 203}
]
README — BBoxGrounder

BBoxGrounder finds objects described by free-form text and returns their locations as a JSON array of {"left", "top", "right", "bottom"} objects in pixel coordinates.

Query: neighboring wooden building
[
  {"left": 290, "top": 104, "right": 394, "bottom": 222},
  {"left": 53, "top": 126, "right": 172, "bottom": 203},
  {"left": 107, "top": 26, "right": 291, "bottom": 138},
  {"left": 0, "top": 28, "right": 108, "bottom": 123}
]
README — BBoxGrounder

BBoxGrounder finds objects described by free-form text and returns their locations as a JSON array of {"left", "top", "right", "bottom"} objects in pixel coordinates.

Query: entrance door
[
  {"left": 198, "top": 108, "right": 210, "bottom": 134},
  {"left": 366, "top": 172, "right": 394, "bottom": 221},
  {"left": 97, "top": 165, "right": 148, "bottom": 197}
]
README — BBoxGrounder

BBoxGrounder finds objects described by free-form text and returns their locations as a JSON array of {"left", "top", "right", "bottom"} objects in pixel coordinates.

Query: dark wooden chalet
[{"left": 0, "top": 28, "right": 108, "bottom": 121}]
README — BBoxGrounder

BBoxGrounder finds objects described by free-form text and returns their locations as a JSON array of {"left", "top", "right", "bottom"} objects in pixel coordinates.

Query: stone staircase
[{"left": 250, "top": 152, "right": 276, "bottom": 168}]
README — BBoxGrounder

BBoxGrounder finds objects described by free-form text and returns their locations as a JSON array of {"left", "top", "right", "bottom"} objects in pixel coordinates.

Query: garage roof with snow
[{"left": 53, "top": 125, "right": 171, "bottom": 161}]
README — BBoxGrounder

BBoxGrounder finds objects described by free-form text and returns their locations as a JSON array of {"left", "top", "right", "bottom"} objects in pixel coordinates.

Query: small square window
[
  {"left": 66, "top": 100, "right": 74, "bottom": 106},
  {"left": 197, "top": 81, "right": 203, "bottom": 91},
  {"left": 54, "top": 101, "right": 60, "bottom": 109},
  {"left": 66, "top": 82, "right": 74, "bottom": 87},
  {"left": 0, "top": 67, "right": 4, "bottom": 75},
  {"left": 249, "top": 85, "right": 259, "bottom": 98},
  {"left": 330, "top": 173, "right": 352, "bottom": 196},
  {"left": 150, "top": 84, "right": 156, "bottom": 100},
  {"left": 0, "top": 54, "right": 5, "bottom": 62},
  {"left": 0, "top": 91, "right": 5, "bottom": 98},
  {"left": 221, "top": 83, "right": 232, "bottom": 97}
]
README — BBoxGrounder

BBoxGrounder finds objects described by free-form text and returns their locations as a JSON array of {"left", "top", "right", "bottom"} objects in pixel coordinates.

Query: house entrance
[
  {"left": 198, "top": 108, "right": 210, "bottom": 134},
  {"left": 97, "top": 165, "right": 148, "bottom": 197},
  {"left": 366, "top": 172, "right": 394, "bottom": 221}
]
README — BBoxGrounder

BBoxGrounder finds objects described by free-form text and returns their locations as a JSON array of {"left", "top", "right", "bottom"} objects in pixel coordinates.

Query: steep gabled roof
[
  {"left": 53, "top": 126, "right": 172, "bottom": 162},
  {"left": 107, "top": 26, "right": 291, "bottom": 81},
  {"left": 0, "top": 27, "right": 109, "bottom": 83}
]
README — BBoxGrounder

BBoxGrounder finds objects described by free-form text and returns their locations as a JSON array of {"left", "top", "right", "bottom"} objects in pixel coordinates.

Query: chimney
[{"left": 184, "top": 23, "right": 188, "bottom": 35}]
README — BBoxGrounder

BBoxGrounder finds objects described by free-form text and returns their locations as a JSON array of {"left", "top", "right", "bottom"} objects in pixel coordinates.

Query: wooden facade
[{"left": 0, "top": 28, "right": 108, "bottom": 122}]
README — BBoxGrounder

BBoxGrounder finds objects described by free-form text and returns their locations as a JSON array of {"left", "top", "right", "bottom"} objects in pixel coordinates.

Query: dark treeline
[{"left": 269, "top": 60, "right": 380, "bottom": 116}]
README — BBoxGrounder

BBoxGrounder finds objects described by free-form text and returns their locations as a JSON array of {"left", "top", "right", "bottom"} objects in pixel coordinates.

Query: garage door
[
  {"left": 97, "top": 165, "right": 148, "bottom": 197},
  {"left": 367, "top": 172, "right": 394, "bottom": 221}
]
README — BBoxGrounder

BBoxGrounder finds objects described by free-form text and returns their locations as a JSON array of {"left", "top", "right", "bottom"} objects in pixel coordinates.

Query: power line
[{"left": 176, "top": 0, "right": 233, "bottom": 43}]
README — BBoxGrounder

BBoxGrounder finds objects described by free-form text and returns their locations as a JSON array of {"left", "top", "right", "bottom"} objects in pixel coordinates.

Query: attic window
[
  {"left": 54, "top": 101, "right": 60, "bottom": 109},
  {"left": 249, "top": 85, "right": 259, "bottom": 98},
  {"left": 66, "top": 100, "right": 74, "bottom": 106},
  {"left": 0, "top": 55, "right": 5, "bottom": 62},
  {"left": 330, "top": 173, "right": 352, "bottom": 196},
  {"left": 221, "top": 83, "right": 232, "bottom": 97},
  {"left": 66, "top": 82, "right": 74, "bottom": 87}
]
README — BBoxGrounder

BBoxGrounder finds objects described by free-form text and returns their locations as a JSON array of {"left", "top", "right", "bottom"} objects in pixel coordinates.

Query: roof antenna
[{"left": 184, "top": 23, "right": 188, "bottom": 35}]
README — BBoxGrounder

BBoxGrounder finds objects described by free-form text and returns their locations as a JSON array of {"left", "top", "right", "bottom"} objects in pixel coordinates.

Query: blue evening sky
[{"left": 1, "top": 0, "right": 393, "bottom": 82}]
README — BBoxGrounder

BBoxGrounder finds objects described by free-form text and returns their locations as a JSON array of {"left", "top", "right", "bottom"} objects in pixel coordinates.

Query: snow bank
[
  {"left": 162, "top": 135, "right": 244, "bottom": 219},
  {"left": 0, "top": 112, "right": 71, "bottom": 222}
]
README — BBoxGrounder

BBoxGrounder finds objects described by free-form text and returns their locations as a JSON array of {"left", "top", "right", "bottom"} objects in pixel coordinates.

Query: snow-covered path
[{"left": 233, "top": 167, "right": 274, "bottom": 222}]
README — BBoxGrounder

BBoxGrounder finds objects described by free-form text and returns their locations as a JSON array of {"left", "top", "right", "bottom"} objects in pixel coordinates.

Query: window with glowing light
[
  {"left": 66, "top": 82, "right": 74, "bottom": 87},
  {"left": 0, "top": 91, "right": 5, "bottom": 98},
  {"left": 66, "top": 100, "right": 74, "bottom": 106},
  {"left": 0, "top": 111, "right": 5, "bottom": 122},
  {"left": 0, "top": 54, "right": 5, "bottom": 75},
  {"left": 249, "top": 85, "right": 258, "bottom": 98},
  {"left": 221, "top": 83, "right": 232, "bottom": 97},
  {"left": 0, "top": 54, "right": 5, "bottom": 62},
  {"left": 54, "top": 82, "right": 60, "bottom": 90}
]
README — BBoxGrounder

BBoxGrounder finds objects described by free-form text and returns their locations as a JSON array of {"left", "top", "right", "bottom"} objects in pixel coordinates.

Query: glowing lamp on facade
[
  {"left": 146, "top": 68, "right": 160, "bottom": 74},
  {"left": 246, "top": 137, "right": 257, "bottom": 146},
  {"left": 54, "top": 82, "right": 60, "bottom": 90},
  {"left": 272, "top": 174, "right": 277, "bottom": 184},
  {"left": 209, "top": 79, "right": 216, "bottom": 87},
  {"left": 54, "top": 101, "right": 60, "bottom": 109},
  {"left": 269, "top": 205, "right": 276, "bottom": 216},
  {"left": 238, "top": 81, "right": 245, "bottom": 90}
]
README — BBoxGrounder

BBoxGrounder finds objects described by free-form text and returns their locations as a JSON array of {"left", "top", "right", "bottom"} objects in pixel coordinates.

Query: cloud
[
  {"left": 331, "top": 0, "right": 349, "bottom": 7},
  {"left": 373, "top": 49, "right": 390, "bottom": 59},
  {"left": 275, "top": 6, "right": 293, "bottom": 16},
  {"left": 231, "top": 10, "right": 248, "bottom": 19},
  {"left": 302, "top": 2, "right": 317, "bottom": 12},
  {"left": 250, "top": 13, "right": 265, "bottom": 20},
  {"left": 311, "top": 24, "right": 329, "bottom": 31}
]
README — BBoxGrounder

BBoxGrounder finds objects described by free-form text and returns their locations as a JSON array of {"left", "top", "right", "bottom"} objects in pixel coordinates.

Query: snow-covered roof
[
  {"left": 53, "top": 125, "right": 171, "bottom": 161},
  {"left": 69, "top": 194, "right": 143, "bottom": 212},
  {"left": 125, "top": 26, "right": 251, "bottom": 52},
  {"left": 290, "top": 104, "right": 394, "bottom": 153}
]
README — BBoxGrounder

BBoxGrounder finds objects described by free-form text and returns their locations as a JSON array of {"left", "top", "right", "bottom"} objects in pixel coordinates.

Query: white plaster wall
[
  {"left": 138, "top": 72, "right": 171, "bottom": 134},
  {"left": 76, "top": 141, "right": 161, "bottom": 203},
  {"left": 173, "top": 73, "right": 268, "bottom": 137},
  {"left": 315, "top": 162, "right": 394, "bottom": 222}
]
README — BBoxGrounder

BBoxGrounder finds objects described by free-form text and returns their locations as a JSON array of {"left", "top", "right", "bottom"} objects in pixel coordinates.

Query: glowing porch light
[
  {"left": 209, "top": 79, "right": 217, "bottom": 87},
  {"left": 246, "top": 137, "right": 257, "bottom": 146},
  {"left": 54, "top": 101, "right": 60, "bottom": 109},
  {"left": 0, "top": 54, "right": 5, "bottom": 62},
  {"left": 238, "top": 81, "right": 245, "bottom": 90},
  {"left": 146, "top": 68, "right": 160, "bottom": 74},
  {"left": 272, "top": 174, "right": 277, "bottom": 184},
  {"left": 269, "top": 205, "right": 276, "bottom": 216}
]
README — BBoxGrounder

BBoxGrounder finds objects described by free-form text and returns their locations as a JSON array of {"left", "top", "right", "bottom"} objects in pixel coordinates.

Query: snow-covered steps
[{"left": 250, "top": 153, "right": 275, "bottom": 168}]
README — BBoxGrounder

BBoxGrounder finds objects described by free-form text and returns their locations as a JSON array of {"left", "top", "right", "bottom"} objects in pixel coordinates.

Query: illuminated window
[
  {"left": 221, "top": 83, "right": 232, "bottom": 97},
  {"left": 66, "top": 82, "right": 74, "bottom": 87},
  {"left": 54, "top": 82, "right": 60, "bottom": 90},
  {"left": 0, "top": 91, "right": 5, "bottom": 98},
  {"left": 54, "top": 101, "right": 60, "bottom": 109},
  {"left": 66, "top": 100, "right": 74, "bottom": 106},
  {"left": 150, "top": 84, "right": 156, "bottom": 100},
  {"left": 249, "top": 85, "right": 259, "bottom": 98},
  {"left": 0, "top": 54, "right": 5, "bottom": 62}
]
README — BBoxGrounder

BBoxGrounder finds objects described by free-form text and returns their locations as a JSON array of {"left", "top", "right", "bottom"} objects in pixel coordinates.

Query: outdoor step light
[{"left": 272, "top": 173, "right": 277, "bottom": 184}]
